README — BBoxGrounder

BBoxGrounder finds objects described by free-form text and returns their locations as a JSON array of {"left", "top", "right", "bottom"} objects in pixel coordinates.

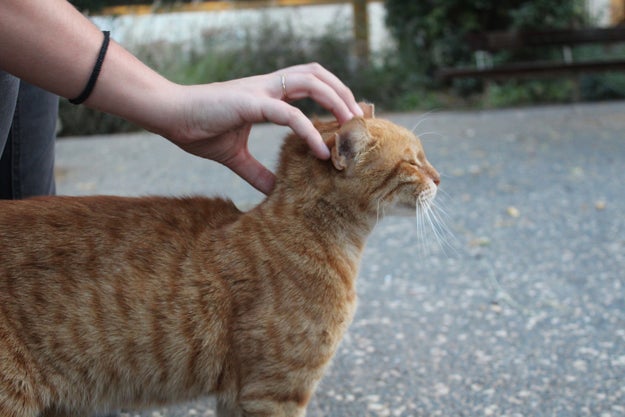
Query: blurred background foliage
[
  {"left": 60, "top": 0, "right": 625, "bottom": 135},
  {"left": 385, "top": 0, "right": 588, "bottom": 83}
]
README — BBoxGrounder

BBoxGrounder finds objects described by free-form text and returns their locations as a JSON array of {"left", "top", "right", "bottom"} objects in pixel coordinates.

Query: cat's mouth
[
  {"left": 416, "top": 184, "right": 438, "bottom": 209},
  {"left": 385, "top": 183, "right": 437, "bottom": 217}
]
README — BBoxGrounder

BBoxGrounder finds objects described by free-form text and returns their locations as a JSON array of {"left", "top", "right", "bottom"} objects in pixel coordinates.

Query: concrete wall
[{"left": 91, "top": 2, "right": 391, "bottom": 54}]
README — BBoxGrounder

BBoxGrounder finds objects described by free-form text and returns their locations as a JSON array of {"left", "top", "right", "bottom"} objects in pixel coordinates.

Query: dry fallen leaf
[
  {"left": 507, "top": 206, "right": 520, "bottom": 218},
  {"left": 470, "top": 237, "right": 491, "bottom": 247}
]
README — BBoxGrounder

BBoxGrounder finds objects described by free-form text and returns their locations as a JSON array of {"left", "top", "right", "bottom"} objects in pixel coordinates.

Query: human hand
[
  {"left": 159, "top": 63, "right": 364, "bottom": 194},
  {"left": 0, "top": 2, "right": 361, "bottom": 193}
]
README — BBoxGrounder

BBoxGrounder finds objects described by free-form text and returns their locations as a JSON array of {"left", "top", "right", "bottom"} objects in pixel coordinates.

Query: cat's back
[
  {"left": 0, "top": 195, "right": 242, "bottom": 290},
  {"left": 0, "top": 195, "right": 241, "bottom": 238}
]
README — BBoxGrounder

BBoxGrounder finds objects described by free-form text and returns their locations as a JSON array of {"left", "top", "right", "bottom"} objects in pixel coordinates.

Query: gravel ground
[{"left": 56, "top": 101, "right": 625, "bottom": 417}]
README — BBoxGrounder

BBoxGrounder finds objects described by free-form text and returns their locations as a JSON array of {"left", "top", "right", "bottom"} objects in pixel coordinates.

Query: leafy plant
[{"left": 384, "top": 0, "right": 589, "bottom": 86}]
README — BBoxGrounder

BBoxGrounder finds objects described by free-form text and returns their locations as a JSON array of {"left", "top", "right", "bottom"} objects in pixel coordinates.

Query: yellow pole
[
  {"left": 611, "top": 0, "right": 625, "bottom": 25},
  {"left": 352, "top": 0, "right": 369, "bottom": 67}
]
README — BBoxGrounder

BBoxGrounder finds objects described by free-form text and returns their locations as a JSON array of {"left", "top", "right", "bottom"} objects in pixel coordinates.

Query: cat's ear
[
  {"left": 331, "top": 118, "right": 370, "bottom": 171},
  {"left": 358, "top": 102, "right": 375, "bottom": 119}
]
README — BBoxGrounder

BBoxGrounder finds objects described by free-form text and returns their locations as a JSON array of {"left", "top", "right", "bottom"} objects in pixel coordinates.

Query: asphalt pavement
[{"left": 56, "top": 101, "right": 625, "bottom": 417}]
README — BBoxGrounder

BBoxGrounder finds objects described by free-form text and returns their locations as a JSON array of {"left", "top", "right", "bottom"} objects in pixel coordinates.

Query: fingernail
[{"left": 319, "top": 144, "right": 331, "bottom": 159}]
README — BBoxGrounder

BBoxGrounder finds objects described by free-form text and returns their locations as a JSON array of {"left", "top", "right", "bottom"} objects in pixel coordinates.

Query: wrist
[{"left": 69, "top": 31, "right": 110, "bottom": 105}]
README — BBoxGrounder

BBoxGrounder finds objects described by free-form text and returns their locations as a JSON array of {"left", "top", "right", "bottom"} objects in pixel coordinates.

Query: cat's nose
[{"left": 426, "top": 166, "right": 440, "bottom": 186}]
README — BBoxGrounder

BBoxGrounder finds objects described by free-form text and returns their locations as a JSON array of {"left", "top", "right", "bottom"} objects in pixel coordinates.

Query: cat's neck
[{"left": 262, "top": 182, "right": 376, "bottom": 248}]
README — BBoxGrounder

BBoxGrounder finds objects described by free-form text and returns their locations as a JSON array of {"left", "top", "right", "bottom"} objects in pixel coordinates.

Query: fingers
[
  {"left": 258, "top": 100, "right": 330, "bottom": 160},
  {"left": 276, "top": 63, "right": 364, "bottom": 123},
  {"left": 224, "top": 148, "right": 276, "bottom": 195},
  {"left": 258, "top": 63, "right": 361, "bottom": 160}
]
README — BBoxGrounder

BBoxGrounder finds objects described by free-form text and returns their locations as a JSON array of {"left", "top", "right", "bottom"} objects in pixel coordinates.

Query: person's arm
[{"left": 0, "top": 0, "right": 363, "bottom": 193}]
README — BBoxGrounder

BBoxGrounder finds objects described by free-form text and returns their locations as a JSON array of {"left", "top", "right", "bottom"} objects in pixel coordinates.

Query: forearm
[
  {"left": 0, "top": 0, "right": 176, "bottom": 135},
  {"left": 0, "top": 0, "right": 364, "bottom": 193},
  {"left": 82, "top": 39, "right": 179, "bottom": 137}
]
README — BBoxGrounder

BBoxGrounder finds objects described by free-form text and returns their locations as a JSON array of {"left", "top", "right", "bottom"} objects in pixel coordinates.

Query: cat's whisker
[
  {"left": 414, "top": 131, "right": 445, "bottom": 140},
  {"left": 375, "top": 198, "right": 383, "bottom": 226},
  {"left": 435, "top": 186, "right": 452, "bottom": 200},
  {"left": 416, "top": 196, "right": 439, "bottom": 255},
  {"left": 415, "top": 204, "right": 425, "bottom": 256},
  {"left": 429, "top": 196, "right": 452, "bottom": 223},
  {"left": 423, "top": 206, "right": 446, "bottom": 249},
  {"left": 420, "top": 208, "right": 435, "bottom": 255},
  {"left": 410, "top": 109, "right": 440, "bottom": 134},
  {"left": 415, "top": 204, "right": 428, "bottom": 257},
  {"left": 430, "top": 203, "right": 459, "bottom": 255},
  {"left": 415, "top": 193, "right": 458, "bottom": 257}
]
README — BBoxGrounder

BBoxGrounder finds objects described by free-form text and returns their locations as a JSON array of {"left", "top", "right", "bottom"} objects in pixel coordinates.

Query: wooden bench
[{"left": 437, "top": 27, "right": 625, "bottom": 82}]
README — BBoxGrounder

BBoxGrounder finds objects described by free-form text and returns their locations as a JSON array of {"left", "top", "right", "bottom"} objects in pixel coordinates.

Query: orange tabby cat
[{"left": 0, "top": 103, "right": 439, "bottom": 417}]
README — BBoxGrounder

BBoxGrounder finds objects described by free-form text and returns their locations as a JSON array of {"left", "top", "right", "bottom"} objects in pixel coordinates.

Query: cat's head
[{"left": 275, "top": 103, "right": 440, "bottom": 219}]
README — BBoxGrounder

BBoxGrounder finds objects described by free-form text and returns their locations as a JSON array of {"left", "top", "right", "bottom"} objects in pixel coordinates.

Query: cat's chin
[{"left": 385, "top": 203, "right": 418, "bottom": 217}]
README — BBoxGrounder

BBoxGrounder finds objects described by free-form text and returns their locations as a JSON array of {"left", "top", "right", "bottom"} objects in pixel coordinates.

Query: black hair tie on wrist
[{"left": 69, "top": 30, "right": 110, "bottom": 105}]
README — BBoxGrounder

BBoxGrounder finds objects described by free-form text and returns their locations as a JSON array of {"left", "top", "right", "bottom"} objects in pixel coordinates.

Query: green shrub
[
  {"left": 580, "top": 73, "right": 625, "bottom": 101},
  {"left": 576, "top": 44, "right": 625, "bottom": 100},
  {"left": 483, "top": 79, "right": 576, "bottom": 107},
  {"left": 384, "top": 0, "right": 589, "bottom": 90}
]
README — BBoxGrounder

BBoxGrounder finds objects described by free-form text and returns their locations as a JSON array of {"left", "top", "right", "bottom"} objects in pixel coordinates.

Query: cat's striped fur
[{"left": 0, "top": 104, "right": 439, "bottom": 417}]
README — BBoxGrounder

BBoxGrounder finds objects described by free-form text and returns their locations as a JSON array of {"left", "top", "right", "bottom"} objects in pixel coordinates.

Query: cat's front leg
[
  {"left": 216, "top": 398, "right": 243, "bottom": 417},
  {"left": 216, "top": 397, "right": 307, "bottom": 417},
  {"left": 0, "top": 356, "right": 40, "bottom": 416},
  {"left": 39, "top": 406, "right": 90, "bottom": 417}
]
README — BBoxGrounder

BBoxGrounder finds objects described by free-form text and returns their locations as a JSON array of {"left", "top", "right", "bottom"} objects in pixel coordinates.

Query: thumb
[{"left": 224, "top": 150, "right": 276, "bottom": 195}]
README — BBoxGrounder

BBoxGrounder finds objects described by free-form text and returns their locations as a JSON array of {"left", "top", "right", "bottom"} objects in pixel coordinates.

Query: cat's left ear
[
  {"left": 331, "top": 118, "right": 371, "bottom": 171},
  {"left": 358, "top": 102, "right": 375, "bottom": 119}
]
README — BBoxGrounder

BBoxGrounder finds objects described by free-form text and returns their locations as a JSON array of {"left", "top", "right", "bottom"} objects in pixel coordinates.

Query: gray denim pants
[{"left": 0, "top": 70, "right": 58, "bottom": 199}]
